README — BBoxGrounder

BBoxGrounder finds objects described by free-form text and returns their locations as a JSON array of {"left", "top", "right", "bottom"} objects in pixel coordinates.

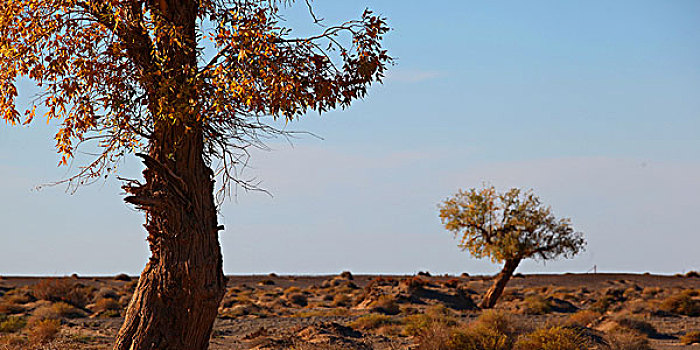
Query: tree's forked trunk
[
  {"left": 480, "top": 258, "right": 521, "bottom": 309},
  {"left": 114, "top": 123, "right": 226, "bottom": 350}
]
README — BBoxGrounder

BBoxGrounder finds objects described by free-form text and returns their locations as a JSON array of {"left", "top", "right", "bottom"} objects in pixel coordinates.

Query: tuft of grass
[
  {"left": 680, "top": 330, "right": 700, "bottom": 345},
  {"left": 513, "top": 326, "right": 587, "bottom": 350}
]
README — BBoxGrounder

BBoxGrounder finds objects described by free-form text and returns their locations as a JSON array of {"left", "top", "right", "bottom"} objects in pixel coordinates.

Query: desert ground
[{"left": 1, "top": 272, "right": 699, "bottom": 349}]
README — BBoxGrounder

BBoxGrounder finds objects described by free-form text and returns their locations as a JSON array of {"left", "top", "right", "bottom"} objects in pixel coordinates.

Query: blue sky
[{"left": 1, "top": 1, "right": 699, "bottom": 275}]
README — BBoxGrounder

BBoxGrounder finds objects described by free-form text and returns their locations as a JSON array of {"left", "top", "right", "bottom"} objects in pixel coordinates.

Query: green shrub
[{"left": 514, "top": 326, "right": 587, "bottom": 350}]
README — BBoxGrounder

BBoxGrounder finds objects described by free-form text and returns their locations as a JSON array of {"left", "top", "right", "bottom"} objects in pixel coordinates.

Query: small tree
[{"left": 439, "top": 186, "right": 585, "bottom": 308}]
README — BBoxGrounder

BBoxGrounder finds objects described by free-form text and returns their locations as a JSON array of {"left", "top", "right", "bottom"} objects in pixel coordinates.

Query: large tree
[
  {"left": 439, "top": 186, "right": 585, "bottom": 309},
  {"left": 0, "top": 1, "right": 390, "bottom": 349}
]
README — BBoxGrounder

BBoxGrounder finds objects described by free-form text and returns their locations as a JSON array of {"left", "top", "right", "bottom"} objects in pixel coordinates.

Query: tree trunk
[
  {"left": 480, "top": 258, "right": 521, "bottom": 309},
  {"left": 114, "top": 121, "right": 226, "bottom": 350}
]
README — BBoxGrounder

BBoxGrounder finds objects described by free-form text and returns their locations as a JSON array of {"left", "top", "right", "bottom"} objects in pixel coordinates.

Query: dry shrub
[
  {"left": 443, "top": 279, "right": 461, "bottom": 288},
  {"left": 448, "top": 326, "right": 511, "bottom": 350},
  {"left": 286, "top": 293, "right": 308, "bottom": 307},
  {"left": 284, "top": 286, "right": 301, "bottom": 294},
  {"left": 521, "top": 295, "right": 552, "bottom": 315},
  {"left": 31, "top": 279, "right": 91, "bottom": 308},
  {"left": 606, "top": 328, "right": 653, "bottom": 350},
  {"left": 349, "top": 314, "right": 397, "bottom": 331},
  {"left": 641, "top": 287, "right": 662, "bottom": 298},
  {"left": 680, "top": 330, "right": 700, "bottom": 345},
  {"left": 659, "top": 293, "right": 700, "bottom": 316},
  {"left": 0, "top": 303, "right": 23, "bottom": 316},
  {"left": 27, "top": 319, "right": 61, "bottom": 344},
  {"left": 369, "top": 295, "right": 400, "bottom": 315},
  {"left": 403, "top": 305, "right": 458, "bottom": 337},
  {"left": 2, "top": 290, "right": 33, "bottom": 305},
  {"left": 33, "top": 302, "right": 84, "bottom": 321},
  {"left": 413, "top": 310, "right": 521, "bottom": 350},
  {"left": 413, "top": 321, "right": 453, "bottom": 350},
  {"left": 0, "top": 316, "right": 26, "bottom": 333},
  {"left": 94, "top": 298, "right": 121, "bottom": 312},
  {"left": 513, "top": 327, "right": 587, "bottom": 350},
  {"left": 114, "top": 273, "right": 132, "bottom": 281},
  {"left": 472, "top": 310, "right": 523, "bottom": 339},
  {"left": 564, "top": 310, "right": 600, "bottom": 327},
  {"left": 96, "top": 288, "right": 119, "bottom": 300},
  {"left": 686, "top": 271, "right": 700, "bottom": 278},
  {"left": 331, "top": 294, "right": 351, "bottom": 307},
  {"left": 400, "top": 277, "right": 428, "bottom": 292},
  {"left": 613, "top": 316, "right": 657, "bottom": 337},
  {"left": 590, "top": 294, "right": 617, "bottom": 313}
]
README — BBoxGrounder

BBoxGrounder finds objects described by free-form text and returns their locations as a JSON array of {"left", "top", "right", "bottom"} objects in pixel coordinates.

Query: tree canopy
[
  {"left": 1, "top": 0, "right": 390, "bottom": 191},
  {"left": 439, "top": 186, "right": 586, "bottom": 263}
]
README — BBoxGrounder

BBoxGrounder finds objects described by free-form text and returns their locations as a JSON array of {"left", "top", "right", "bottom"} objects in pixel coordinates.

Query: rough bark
[
  {"left": 480, "top": 258, "right": 521, "bottom": 309},
  {"left": 112, "top": 2, "right": 228, "bottom": 349},
  {"left": 114, "top": 120, "right": 226, "bottom": 350}
]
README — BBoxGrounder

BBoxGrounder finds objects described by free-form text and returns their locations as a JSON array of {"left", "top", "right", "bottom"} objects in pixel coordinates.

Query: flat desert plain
[{"left": 1, "top": 273, "right": 699, "bottom": 349}]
